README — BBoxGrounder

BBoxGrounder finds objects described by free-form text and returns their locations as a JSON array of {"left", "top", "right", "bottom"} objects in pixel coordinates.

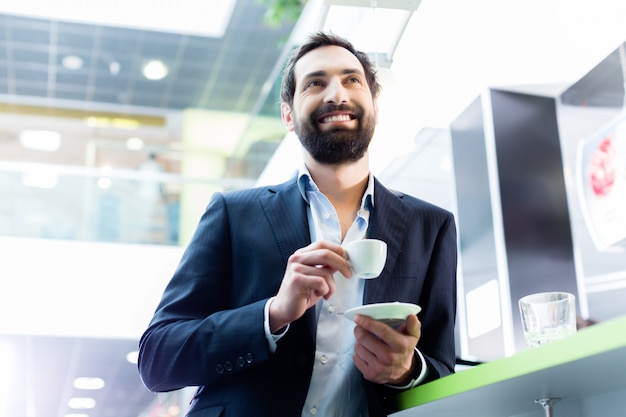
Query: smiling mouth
[{"left": 319, "top": 114, "right": 355, "bottom": 123}]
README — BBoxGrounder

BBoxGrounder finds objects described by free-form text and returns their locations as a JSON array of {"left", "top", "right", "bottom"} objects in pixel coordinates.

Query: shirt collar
[{"left": 297, "top": 164, "right": 375, "bottom": 209}]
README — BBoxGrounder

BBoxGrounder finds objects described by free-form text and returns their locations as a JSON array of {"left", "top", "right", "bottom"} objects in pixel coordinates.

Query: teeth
[{"left": 322, "top": 114, "right": 351, "bottom": 123}]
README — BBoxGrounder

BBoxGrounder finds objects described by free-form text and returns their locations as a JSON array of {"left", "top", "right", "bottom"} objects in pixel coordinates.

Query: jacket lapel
[
  {"left": 259, "top": 178, "right": 311, "bottom": 263},
  {"left": 258, "top": 177, "right": 318, "bottom": 341},
  {"left": 364, "top": 179, "right": 411, "bottom": 303}
]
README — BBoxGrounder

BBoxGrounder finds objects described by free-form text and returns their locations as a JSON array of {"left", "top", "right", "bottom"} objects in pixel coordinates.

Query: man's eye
[
  {"left": 306, "top": 80, "right": 323, "bottom": 88},
  {"left": 348, "top": 77, "right": 361, "bottom": 84}
]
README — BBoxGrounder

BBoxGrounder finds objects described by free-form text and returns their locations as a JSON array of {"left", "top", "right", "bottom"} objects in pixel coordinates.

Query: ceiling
[
  {"left": 0, "top": 1, "right": 297, "bottom": 416},
  {"left": 0, "top": 0, "right": 293, "bottom": 115},
  {"left": 0, "top": 0, "right": 295, "bottom": 178}
]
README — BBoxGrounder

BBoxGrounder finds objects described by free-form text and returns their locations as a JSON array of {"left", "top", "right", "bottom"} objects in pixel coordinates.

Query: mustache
[{"left": 310, "top": 103, "right": 362, "bottom": 122}]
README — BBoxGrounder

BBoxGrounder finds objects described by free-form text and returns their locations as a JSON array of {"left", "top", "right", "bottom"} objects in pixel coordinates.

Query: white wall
[
  {"left": 391, "top": 0, "right": 626, "bottom": 130},
  {"left": 0, "top": 237, "right": 183, "bottom": 339}
]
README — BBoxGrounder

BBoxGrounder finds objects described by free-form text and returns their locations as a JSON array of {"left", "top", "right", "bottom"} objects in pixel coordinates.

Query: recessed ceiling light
[
  {"left": 126, "top": 351, "right": 139, "bottom": 364},
  {"left": 22, "top": 171, "right": 58, "bottom": 189},
  {"left": 97, "top": 177, "right": 112, "bottom": 189},
  {"left": 19, "top": 130, "right": 62, "bottom": 152},
  {"left": 73, "top": 377, "right": 105, "bottom": 390},
  {"left": 62, "top": 55, "right": 84, "bottom": 70},
  {"left": 143, "top": 60, "right": 168, "bottom": 80},
  {"left": 68, "top": 397, "right": 96, "bottom": 410},
  {"left": 126, "top": 137, "right": 145, "bottom": 151},
  {"left": 109, "top": 61, "right": 121, "bottom": 76}
]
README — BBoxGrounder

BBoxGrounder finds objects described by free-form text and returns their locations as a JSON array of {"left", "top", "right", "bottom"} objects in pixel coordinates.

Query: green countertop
[{"left": 388, "top": 315, "right": 626, "bottom": 416}]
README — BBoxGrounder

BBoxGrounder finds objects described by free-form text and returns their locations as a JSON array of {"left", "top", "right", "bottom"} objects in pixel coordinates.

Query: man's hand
[
  {"left": 269, "top": 240, "right": 352, "bottom": 333},
  {"left": 352, "top": 314, "right": 422, "bottom": 385}
]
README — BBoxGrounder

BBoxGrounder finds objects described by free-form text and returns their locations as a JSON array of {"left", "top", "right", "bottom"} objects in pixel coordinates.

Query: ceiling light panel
[
  {"left": 68, "top": 397, "right": 96, "bottom": 409},
  {"left": 0, "top": 0, "right": 237, "bottom": 37},
  {"left": 73, "top": 377, "right": 106, "bottom": 390},
  {"left": 324, "top": 0, "right": 421, "bottom": 10},
  {"left": 62, "top": 55, "right": 84, "bottom": 70},
  {"left": 142, "top": 60, "right": 169, "bottom": 80},
  {"left": 319, "top": 0, "right": 422, "bottom": 67}
]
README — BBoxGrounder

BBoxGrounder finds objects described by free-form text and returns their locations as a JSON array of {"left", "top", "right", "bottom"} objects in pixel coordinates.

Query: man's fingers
[
  {"left": 291, "top": 242, "right": 352, "bottom": 278},
  {"left": 404, "top": 314, "right": 421, "bottom": 338}
]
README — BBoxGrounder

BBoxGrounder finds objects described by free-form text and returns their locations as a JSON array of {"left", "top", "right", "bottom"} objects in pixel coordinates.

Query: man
[{"left": 138, "top": 32, "right": 457, "bottom": 417}]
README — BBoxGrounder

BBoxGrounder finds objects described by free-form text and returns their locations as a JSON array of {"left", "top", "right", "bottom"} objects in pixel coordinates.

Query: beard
[{"left": 293, "top": 103, "right": 376, "bottom": 165}]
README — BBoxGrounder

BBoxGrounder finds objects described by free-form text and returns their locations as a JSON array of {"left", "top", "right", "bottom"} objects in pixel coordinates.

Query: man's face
[{"left": 281, "top": 45, "right": 378, "bottom": 165}]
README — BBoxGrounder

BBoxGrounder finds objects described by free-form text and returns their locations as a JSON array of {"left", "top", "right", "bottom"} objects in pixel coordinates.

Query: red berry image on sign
[{"left": 589, "top": 134, "right": 616, "bottom": 196}]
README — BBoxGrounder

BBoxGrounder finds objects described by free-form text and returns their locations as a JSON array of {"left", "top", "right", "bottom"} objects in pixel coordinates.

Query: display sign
[{"left": 576, "top": 112, "right": 626, "bottom": 250}]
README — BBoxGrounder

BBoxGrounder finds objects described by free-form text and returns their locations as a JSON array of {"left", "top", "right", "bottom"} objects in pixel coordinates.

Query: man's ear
[
  {"left": 373, "top": 98, "right": 379, "bottom": 125},
  {"left": 281, "top": 102, "right": 295, "bottom": 132}
]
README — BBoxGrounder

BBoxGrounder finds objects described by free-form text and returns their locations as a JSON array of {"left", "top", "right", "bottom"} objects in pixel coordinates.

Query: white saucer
[{"left": 343, "top": 302, "right": 422, "bottom": 328}]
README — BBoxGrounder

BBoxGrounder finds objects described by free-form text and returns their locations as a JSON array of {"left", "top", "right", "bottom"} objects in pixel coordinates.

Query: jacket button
[
  {"left": 215, "top": 364, "right": 224, "bottom": 374},
  {"left": 245, "top": 353, "right": 254, "bottom": 364},
  {"left": 237, "top": 356, "right": 245, "bottom": 367},
  {"left": 224, "top": 361, "right": 233, "bottom": 372}
]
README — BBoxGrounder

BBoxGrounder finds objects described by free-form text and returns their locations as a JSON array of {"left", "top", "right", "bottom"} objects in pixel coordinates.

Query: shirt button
[
  {"left": 310, "top": 406, "right": 318, "bottom": 415},
  {"left": 328, "top": 305, "right": 335, "bottom": 313},
  {"left": 324, "top": 212, "right": 331, "bottom": 219},
  {"left": 320, "top": 355, "right": 327, "bottom": 365}
]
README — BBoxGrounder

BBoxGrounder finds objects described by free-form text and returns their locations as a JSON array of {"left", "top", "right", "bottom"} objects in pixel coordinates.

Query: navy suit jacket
[{"left": 138, "top": 176, "right": 457, "bottom": 417}]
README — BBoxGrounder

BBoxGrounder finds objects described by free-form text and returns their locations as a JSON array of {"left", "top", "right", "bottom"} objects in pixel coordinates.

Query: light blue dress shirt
[{"left": 298, "top": 167, "right": 373, "bottom": 417}]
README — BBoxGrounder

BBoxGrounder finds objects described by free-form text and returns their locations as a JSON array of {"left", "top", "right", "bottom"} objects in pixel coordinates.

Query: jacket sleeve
[
  {"left": 137, "top": 192, "right": 275, "bottom": 392},
  {"left": 416, "top": 210, "right": 457, "bottom": 381}
]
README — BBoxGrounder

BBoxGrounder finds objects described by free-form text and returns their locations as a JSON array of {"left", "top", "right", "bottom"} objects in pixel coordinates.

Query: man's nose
[{"left": 324, "top": 78, "right": 348, "bottom": 104}]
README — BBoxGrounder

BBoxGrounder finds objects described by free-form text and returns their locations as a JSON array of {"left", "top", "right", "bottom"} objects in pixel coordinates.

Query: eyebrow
[{"left": 302, "top": 68, "right": 364, "bottom": 80}]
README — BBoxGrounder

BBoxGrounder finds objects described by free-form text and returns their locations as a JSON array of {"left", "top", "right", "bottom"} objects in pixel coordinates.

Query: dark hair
[{"left": 280, "top": 32, "right": 381, "bottom": 107}]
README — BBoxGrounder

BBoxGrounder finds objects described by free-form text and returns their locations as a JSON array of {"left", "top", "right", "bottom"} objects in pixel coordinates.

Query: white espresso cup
[{"left": 345, "top": 239, "right": 387, "bottom": 279}]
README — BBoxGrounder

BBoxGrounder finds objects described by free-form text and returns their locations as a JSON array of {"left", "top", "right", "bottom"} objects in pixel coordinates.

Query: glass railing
[{"left": 0, "top": 161, "right": 256, "bottom": 246}]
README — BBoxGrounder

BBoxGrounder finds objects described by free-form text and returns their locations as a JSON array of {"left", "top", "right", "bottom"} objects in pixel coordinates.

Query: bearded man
[{"left": 138, "top": 32, "right": 457, "bottom": 417}]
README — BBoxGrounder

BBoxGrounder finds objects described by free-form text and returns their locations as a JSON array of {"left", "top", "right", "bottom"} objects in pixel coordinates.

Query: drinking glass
[{"left": 518, "top": 292, "right": 576, "bottom": 347}]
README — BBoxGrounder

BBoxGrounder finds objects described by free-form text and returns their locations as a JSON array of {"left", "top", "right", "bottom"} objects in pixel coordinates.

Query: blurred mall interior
[{"left": 1, "top": 0, "right": 626, "bottom": 416}]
